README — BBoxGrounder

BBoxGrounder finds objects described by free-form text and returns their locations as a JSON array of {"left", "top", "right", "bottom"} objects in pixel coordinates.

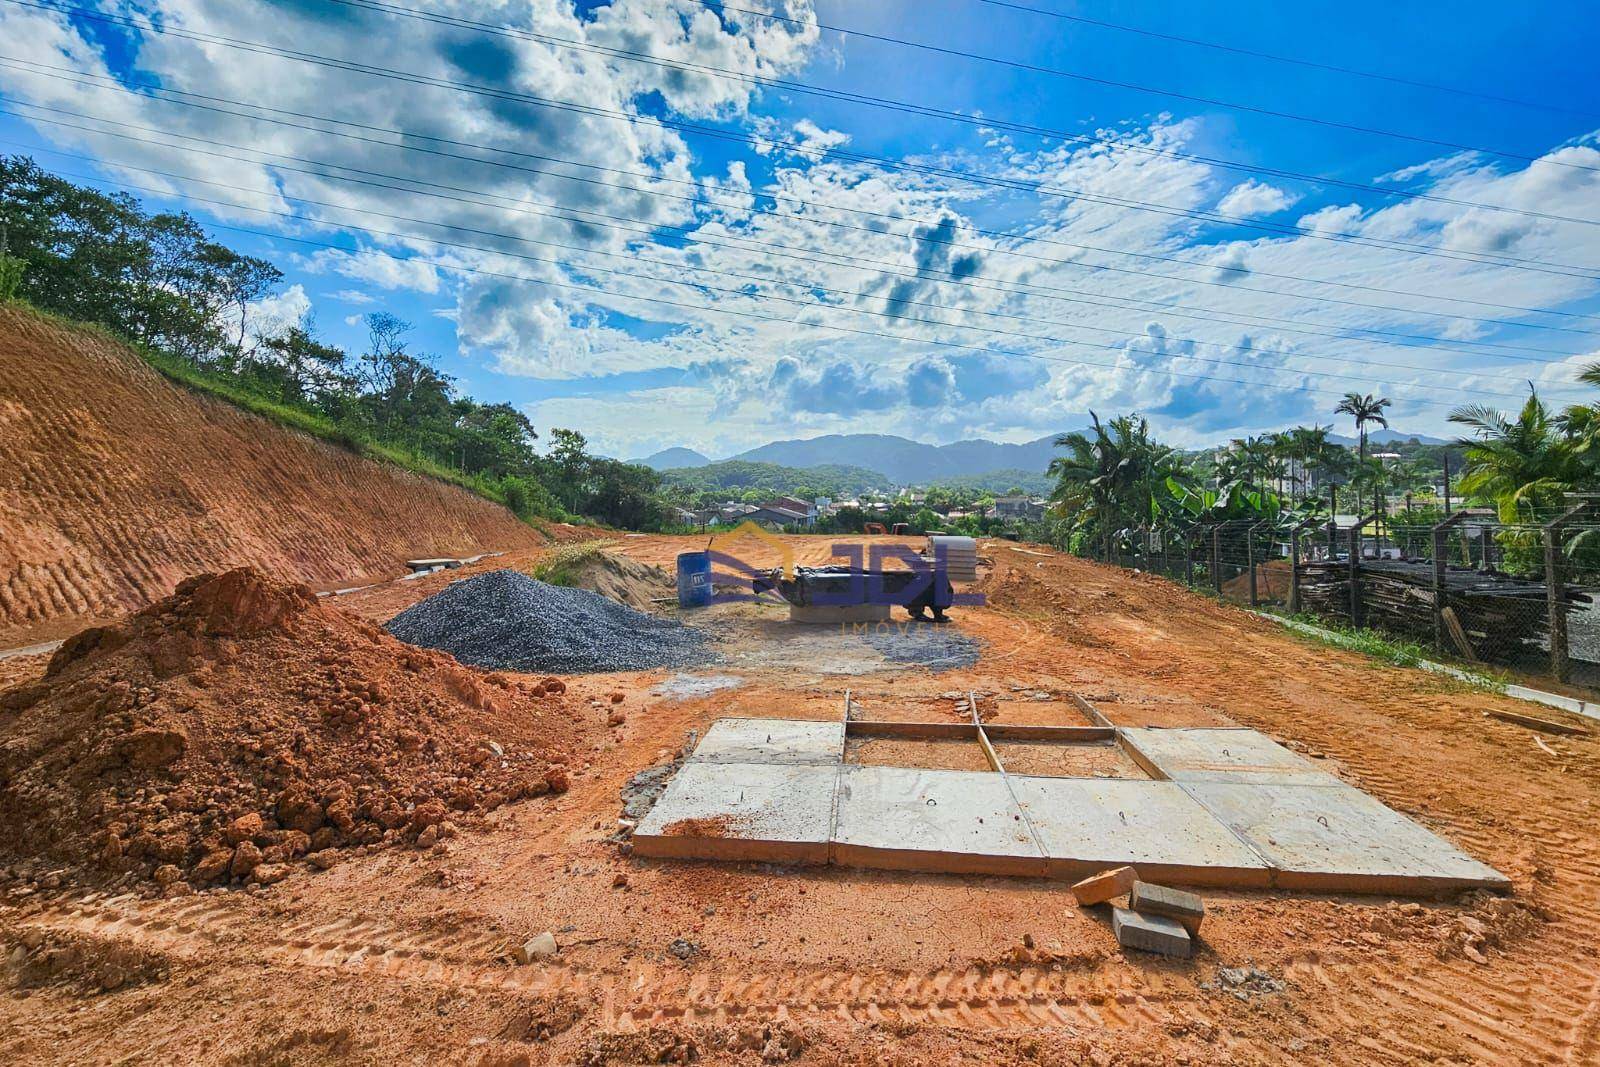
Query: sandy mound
[
  {"left": 560, "top": 550, "right": 675, "bottom": 611},
  {"left": 0, "top": 568, "right": 587, "bottom": 893}
]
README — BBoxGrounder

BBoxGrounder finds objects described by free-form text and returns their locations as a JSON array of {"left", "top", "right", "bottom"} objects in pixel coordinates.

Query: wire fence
[{"left": 1091, "top": 499, "right": 1600, "bottom": 690}]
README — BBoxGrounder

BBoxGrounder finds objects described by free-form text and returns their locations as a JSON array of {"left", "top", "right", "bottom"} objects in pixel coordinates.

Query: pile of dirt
[
  {"left": 0, "top": 568, "right": 589, "bottom": 892},
  {"left": 556, "top": 549, "right": 675, "bottom": 611},
  {"left": 386, "top": 569, "right": 714, "bottom": 674},
  {"left": 1220, "top": 559, "right": 1293, "bottom": 603}
]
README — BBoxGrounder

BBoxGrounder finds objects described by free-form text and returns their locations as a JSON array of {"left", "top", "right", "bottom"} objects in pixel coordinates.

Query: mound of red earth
[{"left": 0, "top": 568, "right": 588, "bottom": 893}]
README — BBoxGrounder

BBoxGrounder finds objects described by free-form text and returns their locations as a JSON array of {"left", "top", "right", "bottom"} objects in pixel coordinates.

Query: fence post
[
  {"left": 1288, "top": 517, "right": 1316, "bottom": 615},
  {"left": 1160, "top": 526, "right": 1171, "bottom": 576},
  {"left": 1347, "top": 511, "right": 1380, "bottom": 628},
  {"left": 1431, "top": 512, "right": 1469, "bottom": 654},
  {"left": 1185, "top": 527, "right": 1196, "bottom": 586},
  {"left": 1544, "top": 503, "right": 1588, "bottom": 683},
  {"left": 1247, "top": 519, "right": 1269, "bottom": 607},
  {"left": 1211, "top": 524, "right": 1223, "bottom": 595}
]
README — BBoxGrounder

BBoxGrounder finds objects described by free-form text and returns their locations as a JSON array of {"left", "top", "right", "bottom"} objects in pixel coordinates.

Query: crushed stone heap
[
  {"left": 385, "top": 568, "right": 715, "bottom": 674},
  {"left": 0, "top": 568, "right": 586, "bottom": 893}
]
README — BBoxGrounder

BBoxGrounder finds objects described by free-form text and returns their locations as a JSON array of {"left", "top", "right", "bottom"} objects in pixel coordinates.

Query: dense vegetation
[
  {"left": 1046, "top": 384, "right": 1600, "bottom": 578},
  {"left": 0, "top": 155, "right": 666, "bottom": 529},
  {"left": 660, "top": 460, "right": 892, "bottom": 502}
]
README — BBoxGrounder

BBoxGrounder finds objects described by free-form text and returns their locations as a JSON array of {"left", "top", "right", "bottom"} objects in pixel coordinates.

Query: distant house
[
  {"left": 764, "top": 496, "right": 818, "bottom": 527},
  {"left": 744, "top": 505, "right": 809, "bottom": 529},
  {"left": 990, "top": 495, "right": 1049, "bottom": 522},
  {"left": 675, "top": 507, "right": 720, "bottom": 527}
]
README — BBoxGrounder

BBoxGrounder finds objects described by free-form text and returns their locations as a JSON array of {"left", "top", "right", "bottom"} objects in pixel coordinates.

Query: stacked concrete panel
[{"left": 632, "top": 717, "right": 1510, "bottom": 895}]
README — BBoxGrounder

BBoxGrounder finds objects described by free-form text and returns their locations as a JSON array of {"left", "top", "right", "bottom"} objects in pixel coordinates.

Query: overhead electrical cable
[
  {"left": 7, "top": 78, "right": 1599, "bottom": 354},
  {"left": 6, "top": 0, "right": 1599, "bottom": 283},
  {"left": 968, "top": 0, "right": 1600, "bottom": 122},
  {"left": 10, "top": 103, "right": 1596, "bottom": 380},
  {"left": 34, "top": 158, "right": 1550, "bottom": 410},
  {"left": 322, "top": 0, "right": 1600, "bottom": 230},
  {"left": 8, "top": 136, "right": 1579, "bottom": 405},
  {"left": 692, "top": 0, "right": 1600, "bottom": 175}
]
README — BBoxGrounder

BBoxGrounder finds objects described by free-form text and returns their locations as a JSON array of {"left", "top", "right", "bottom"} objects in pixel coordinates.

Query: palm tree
[
  {"left": 1336, "top": 392, "right": 1392, "bottom": 515},
  {"left": 1449, "top": 390, "right": 1581, "bottom": 523},
  {"left": 1048, "top": 412, "right": 1179, "bottom": 556},
  {"left": 1335, "top": 393, "right": 1391, "bottom": 464}
]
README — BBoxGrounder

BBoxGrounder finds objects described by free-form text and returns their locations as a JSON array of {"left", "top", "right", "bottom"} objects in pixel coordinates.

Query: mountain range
[
  {"left": 1326, "top": 429, "right": 1448, "bottom": 447},
  {"left": 634, "top": 433, "right": 1066, "bottom": 486},
  {"left": 633, "top": 426, "right": 1449, "bottom": 488}
]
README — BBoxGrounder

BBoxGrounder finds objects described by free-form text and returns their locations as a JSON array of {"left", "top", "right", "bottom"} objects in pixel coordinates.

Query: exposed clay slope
[{"left": 0, "top": 306, "right": 546, "bottom": 643}]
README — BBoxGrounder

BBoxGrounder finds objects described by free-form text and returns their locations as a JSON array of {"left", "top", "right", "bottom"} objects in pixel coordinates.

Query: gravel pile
[{"left": 386, "top": 569, "right": 714, "bottom": 674}]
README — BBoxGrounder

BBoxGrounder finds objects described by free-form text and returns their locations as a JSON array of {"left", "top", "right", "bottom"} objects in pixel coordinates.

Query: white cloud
[
  {"left": 4, "top": 0, "right": 1599, "bottom": 453},
  {"left": 1217, "top": 178, "right": 1298, "bottom": 218}
]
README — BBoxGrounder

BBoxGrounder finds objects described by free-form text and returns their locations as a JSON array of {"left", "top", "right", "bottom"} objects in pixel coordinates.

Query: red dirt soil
[
  {"left": 3, "top": 535, "right": 1600, "bottom": 1065},
  {"left": 0, "top": 568, "right": 593, "bottom": 892},
  {"left": 0, "top": 306, "right": 555, "bottom": 645}
]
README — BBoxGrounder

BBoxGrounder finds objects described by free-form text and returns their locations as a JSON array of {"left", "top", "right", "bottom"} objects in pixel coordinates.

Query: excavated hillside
[{"left": 0, "top": 307, "right": 549, "bottom": 644}]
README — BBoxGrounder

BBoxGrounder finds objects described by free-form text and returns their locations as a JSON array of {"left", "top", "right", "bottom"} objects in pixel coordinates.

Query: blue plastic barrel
[{"left": 676, "top": 551, "right": 713, "bottom": 608}]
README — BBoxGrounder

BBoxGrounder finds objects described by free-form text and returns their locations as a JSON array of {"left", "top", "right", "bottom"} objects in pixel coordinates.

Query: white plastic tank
[{"left": 925, "top": 534, "right": 979, "bottom": 582}]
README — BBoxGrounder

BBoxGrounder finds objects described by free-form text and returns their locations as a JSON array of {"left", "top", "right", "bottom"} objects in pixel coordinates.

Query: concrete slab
[
  {"left": 832, "top": 766, "right": 1046, "bottom": 876},
  {"left": 688, "top": 718, "right": 846, "bottom": 766},
  {"left": 1183, "top": 781, "right": 1510, "bottom": 894},
  {"left": 1009, "top": 777, "right": 1272, "bottom": 888},
  {"left": 632, "top": 762, "right": 837, "bottom": 864},
  {"left": 790, "top": 603, "right": 892, "bottom": 624},
  {"left": 1119, "top": 727, "right": 1343, "bottom": 787}
]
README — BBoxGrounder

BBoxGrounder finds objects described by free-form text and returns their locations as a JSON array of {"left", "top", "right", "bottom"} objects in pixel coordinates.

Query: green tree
[{"left": 1448, "top": 390, "right": 1581, "bottom": 522}]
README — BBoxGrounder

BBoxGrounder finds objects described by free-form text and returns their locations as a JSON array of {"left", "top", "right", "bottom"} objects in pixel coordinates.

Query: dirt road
[{"left": 3, "top": 536, "right": 1597, "bottom": 1064}]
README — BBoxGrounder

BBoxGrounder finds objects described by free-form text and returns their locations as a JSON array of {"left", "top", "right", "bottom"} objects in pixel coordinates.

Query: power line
[
  {"left": 7, "top": 128, "right": 1566, "bottom": 396},
  {"left": 10, "top": 100, "right": 1595, "bottom": 378},
  {"left": 7, "top": 0, "right": 1599, "bottom": 283},
  {"left": 694, "top": 0, "right": 1600, "bottom": 174},
  {"left": 14, "top": 145, "right": 1566, "bottom": 409},
  {"left": 324, "top": 0, "right": 1600, "bottom": 230},
  {"left": 7, "top": 63, "right": 1598, "bottom": 349},
  {"left": 968, "top": 0, "right": 1600, "bottom": 122}
]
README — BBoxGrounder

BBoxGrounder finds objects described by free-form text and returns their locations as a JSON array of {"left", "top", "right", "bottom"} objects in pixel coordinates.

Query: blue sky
[{"left": 3, "top": 0, "right": 1599, "bottom": 459}]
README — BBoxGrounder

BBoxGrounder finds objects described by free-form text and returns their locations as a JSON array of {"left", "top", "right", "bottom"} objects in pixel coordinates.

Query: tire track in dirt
[{"left": 7, "top": 893, "right": 1251, "bottom": 1042}]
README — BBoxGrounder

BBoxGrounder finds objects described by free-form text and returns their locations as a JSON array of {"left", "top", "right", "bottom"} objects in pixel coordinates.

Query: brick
[
  {"left": 1070, "top": 865, "right": 1138, "bottom": 906},
  {"left": 1111, "top": 906, "right": 1192, "bottom": 958},
  {"left": 1130, "top": 881, "right": 1205, "bottom": 934}
]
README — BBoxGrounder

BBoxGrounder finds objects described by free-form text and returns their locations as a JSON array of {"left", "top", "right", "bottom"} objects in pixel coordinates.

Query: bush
[{"left": 0, "top": 254, "right": 23, "bottom": 301}]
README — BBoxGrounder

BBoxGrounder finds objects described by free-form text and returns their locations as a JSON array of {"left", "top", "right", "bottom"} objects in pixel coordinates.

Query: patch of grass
[
  {"left": 527, "top": 540, "right": 616, "bottom": 586},
  {"left": 1269, "top": 610, "right": 1508, "bottom": 691}
]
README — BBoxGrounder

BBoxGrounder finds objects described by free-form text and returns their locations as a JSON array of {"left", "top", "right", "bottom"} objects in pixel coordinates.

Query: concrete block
[
  {"left": 688, "top": 718, "right": 845, "bottom": 766},
  {"left": 1111, "top": 906, "right": 1192, "bottom": 958},
  {"left": 789, "top": 603, "right": 892, "bottom": 624},
  {"left": 632, "top": 761, "right": 837, "bottom": 864},
  {"left": 1183, "top": 780, "right": 1510, "bottom": 894},
  {"left": 1118, "top": 727, "right": 1342, "bottom": 787},
  {"left": 1129, "top": 881, "right": 1204, "bottom": 933},
  {"left": 1070, "top": 865, "right": 1138, "bottom": 906},
  {"left": 1009, "top": 777, "right": 1271, "bottom": 888},
  {"left": 831, "top": 766, "right": 1046, "bottom": 876}
]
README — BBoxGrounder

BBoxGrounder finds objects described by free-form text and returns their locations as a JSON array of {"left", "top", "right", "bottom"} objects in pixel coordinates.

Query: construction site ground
[{"left": 3, "top": 535, "right": 1598, "bottom": 1065}]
